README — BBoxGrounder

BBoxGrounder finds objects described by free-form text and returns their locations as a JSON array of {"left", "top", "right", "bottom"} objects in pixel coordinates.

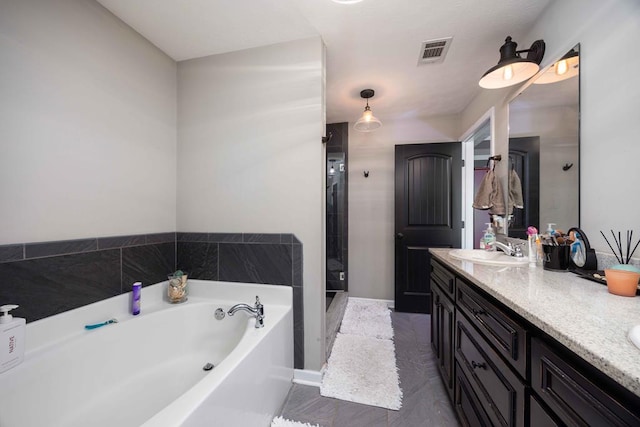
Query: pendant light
[
  {"left": 533, "top": 48, "right": 579, "bottom": 85},
  {"left": 354, "top": 89, "right": 382, "bottom": 132},
  {"left": 479, "top": 36, "right": 545, "bottom": 89},
  {"left": 328, "top": 160, "right": 336, "bottom": 176}
]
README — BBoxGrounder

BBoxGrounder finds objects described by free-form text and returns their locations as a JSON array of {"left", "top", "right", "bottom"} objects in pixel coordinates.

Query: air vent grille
[{"left": 418, "top": 37, "right": 453, "bottom": 65}]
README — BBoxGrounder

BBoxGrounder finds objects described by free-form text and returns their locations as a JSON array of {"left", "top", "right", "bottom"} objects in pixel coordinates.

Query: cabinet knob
[
  {"left": 396, "top": 233, "right": 404, "bottom": 240},
  {"left": 471, "top": 361, "right": 487, "bottom": 370}
]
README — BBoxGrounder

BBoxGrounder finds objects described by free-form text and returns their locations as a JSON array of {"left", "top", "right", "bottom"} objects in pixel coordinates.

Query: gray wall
[
  {"left": 176, "top": 38, "right": 326, "bottom": 370},
  {"left": 0, "top": 0, "right": 177, "bottom": 245}
]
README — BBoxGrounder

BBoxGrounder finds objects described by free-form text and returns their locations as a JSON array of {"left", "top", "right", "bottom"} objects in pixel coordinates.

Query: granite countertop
[{"left": 430, "top": 248, "right": 640, "bottom": 397}]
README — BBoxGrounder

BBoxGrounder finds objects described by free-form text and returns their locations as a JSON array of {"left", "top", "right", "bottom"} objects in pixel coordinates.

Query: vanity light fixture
[
  {"left": 354, "top": 89, "right": 382, "bottom": 132},
  {"left": 533, "top": 48, "right": 579, "bottom": 84},
  {"left": 479, "top": 36, "right": 545, "bottom": 89}
]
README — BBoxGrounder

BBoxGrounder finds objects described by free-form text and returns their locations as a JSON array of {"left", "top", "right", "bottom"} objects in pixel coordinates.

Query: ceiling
[{"left": 97, "top": 0, "right": 553, "bottom": 126}]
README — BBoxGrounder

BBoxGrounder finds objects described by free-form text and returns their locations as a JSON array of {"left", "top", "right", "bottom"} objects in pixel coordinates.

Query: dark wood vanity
[{"left": 430, "top": 255, "right": 640, "bottom": 426}]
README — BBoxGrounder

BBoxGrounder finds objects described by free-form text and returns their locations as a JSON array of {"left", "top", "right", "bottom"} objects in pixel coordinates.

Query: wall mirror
[{"left": 508, "top": 44, "right": 580, "bottom": 239}]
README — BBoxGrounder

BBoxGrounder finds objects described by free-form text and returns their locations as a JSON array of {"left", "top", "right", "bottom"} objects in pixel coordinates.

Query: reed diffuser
[
  {"left": 600, "top": 230, "right": 640, "bottom": 266},
  {"left": 600, "top": 230, "right": 640, "bottom": 297}
]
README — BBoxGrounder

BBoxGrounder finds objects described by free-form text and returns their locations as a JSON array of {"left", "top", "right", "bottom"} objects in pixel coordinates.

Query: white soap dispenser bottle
[{"left": 0, "top": 305, "right": 26, "bottom": 374}]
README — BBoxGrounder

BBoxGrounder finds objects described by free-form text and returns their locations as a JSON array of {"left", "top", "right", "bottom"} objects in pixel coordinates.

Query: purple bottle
[{"left": 132, "top": 282, "right": 142, "bottom": 315}]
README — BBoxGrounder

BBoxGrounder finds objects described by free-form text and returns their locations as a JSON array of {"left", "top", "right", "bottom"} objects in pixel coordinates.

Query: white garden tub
[{"left": 0, "top": 280, "right": 293, "bottom": 427}]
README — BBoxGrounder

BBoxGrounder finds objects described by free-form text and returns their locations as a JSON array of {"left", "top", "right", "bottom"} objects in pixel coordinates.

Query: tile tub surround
[
  {"left": 0, "top": 231, "right": 304, "bottom": 369},
  {"left": 176, "top": 232, "right": 304, "bottom": 369},
  {"left": 0, "top": 233, "right": 176, "bottom": 322},
  {"left": 430, "top": 248, "right": 640, "bottom": 397}
]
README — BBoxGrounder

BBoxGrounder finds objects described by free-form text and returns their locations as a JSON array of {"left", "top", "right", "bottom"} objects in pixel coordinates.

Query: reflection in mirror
[
  {"left": 508, "top": 44, "right": 580, "bottom": 239},
  {"left": 470, "top": 120, "right": 492, "bottom": 248}
]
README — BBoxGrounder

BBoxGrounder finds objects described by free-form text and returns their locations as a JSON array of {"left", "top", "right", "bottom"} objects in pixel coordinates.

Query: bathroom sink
[
  {"left": 629, "top": 325, "right": 640, "bottom": 351},
  {"left": 449, "top": 249, "right": 529, "bottom": 266}
]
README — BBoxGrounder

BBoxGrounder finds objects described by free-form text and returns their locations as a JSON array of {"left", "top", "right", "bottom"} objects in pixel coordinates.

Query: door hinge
[
  {"left": 462, "top": 220, "right": 465, "bottom": 229},
  {"left": 461, "top": 159, "right": 465, "bottom": 167}
]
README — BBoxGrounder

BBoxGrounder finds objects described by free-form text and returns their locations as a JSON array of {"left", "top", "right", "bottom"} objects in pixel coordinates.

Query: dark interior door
[
  {"left": 394, "top": 143, "right": 462, "bottom": 313},
  {"left": 509, "top": 137, "right": 540, "bottom": 239}
]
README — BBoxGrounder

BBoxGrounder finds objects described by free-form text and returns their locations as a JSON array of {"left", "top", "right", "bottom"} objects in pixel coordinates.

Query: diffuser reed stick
[
  {"left": 601, "top": 231, "right": 622, "bottom": 264},
  {"left": 600, "top": 229, "right": 640, "bottom": 265}
]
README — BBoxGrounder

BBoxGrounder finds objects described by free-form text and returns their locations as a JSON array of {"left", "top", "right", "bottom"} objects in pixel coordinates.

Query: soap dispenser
[
  {"left": 482, "top": 223, "right": 496, "bottom": 251},
  {"left": 0, "top": 305, "right": 26, "bottom": 374}
]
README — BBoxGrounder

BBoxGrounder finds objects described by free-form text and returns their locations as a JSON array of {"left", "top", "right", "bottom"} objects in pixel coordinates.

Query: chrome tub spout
[{"left": 228, "top": 296, "right": 264, "bottom": 328}]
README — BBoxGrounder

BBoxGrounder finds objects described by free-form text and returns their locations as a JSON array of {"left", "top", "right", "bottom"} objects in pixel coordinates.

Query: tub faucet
[
  {"left": 488, "top": 241, "right": 524, "bottom": 257},
  {"left": 228, "top": 296, "right": 264, "bottom": 328}
]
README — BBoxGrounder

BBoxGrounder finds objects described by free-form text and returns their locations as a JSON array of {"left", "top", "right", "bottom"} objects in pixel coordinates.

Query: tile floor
[{"left": 279, "top": 312, "right": 459, "bottom": 426}]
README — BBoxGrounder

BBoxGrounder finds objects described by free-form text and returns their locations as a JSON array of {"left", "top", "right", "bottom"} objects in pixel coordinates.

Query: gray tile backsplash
[
  {"left": 25, "top": 238, "right": 98, "bottom": 258},
  {"left": 0, "top": 231, "right": 305, "bottom": 369},
  {"left": 177, "top": 241, "right": 219, "bottom": 280},
  {"left": 177, "top": 232, "right": 304, "bottom": 368},
  {"left": 219, "top": 243, "right": 293, "bottom": 285},
  {"left": 0, "top": 249, "right": 122, "bottom": 322},
  {"left": 0, "top": 244, "right": 23, "bottom": 263}
]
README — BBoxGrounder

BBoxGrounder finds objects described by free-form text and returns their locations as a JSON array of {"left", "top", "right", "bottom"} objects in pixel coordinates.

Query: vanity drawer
[
  {"left": 431, "top": 259, "right": 455, "bottom": 299},
  {"left": 531, "top": 338, "right": 640, "bottom": 426},
  {"left": 529, "top": 394, "right": 561, "bottom": 427},
  {"left": 455, "top": 311, "right": 526, "bottom": 427},
  {"left": 456, "top": 278, "right": 527, "bottom": 377},
  {"left": 454, "top": 361, "right": 491, "bottom": 427}
]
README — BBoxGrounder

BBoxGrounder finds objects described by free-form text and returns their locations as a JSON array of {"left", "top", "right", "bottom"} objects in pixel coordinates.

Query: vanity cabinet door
[
  {"left": 456, "top": 278, "right": 527, "bottom": 377},
  {"left": 532, "top": 338, "right": 640, "bottom": 426},
  {"left": 432, "top": 283, "right": 455, "bottom": 401},
  {"left": 455, "top": 311, "right": 526, "bottom": 427}
]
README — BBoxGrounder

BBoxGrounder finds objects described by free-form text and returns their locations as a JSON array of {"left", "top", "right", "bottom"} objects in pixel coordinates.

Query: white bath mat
[
  {"left": 271, "top": 416, "right": 322, "bottom": 427},
  {"left": 320, "top": 333, "right": 402, "bottom": 410},
  {"left": 338, "top": 298, "right": 393, "bottom": 340}
]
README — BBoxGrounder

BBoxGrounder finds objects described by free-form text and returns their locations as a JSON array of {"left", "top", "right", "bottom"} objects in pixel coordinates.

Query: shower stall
[{"left": 325, "top": 122, "right": 348, "bottom": 358}]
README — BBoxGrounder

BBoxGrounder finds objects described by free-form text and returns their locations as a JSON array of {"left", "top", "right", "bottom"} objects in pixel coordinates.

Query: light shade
[
  {"left": 533, "top": 49, "right": 579, "bottom": 85},
  {"left": 479, "top": 37, "right": 545, "bottom": 89},
  {"left": 353, "top": 89, "right": 382, "bottom": 132}
]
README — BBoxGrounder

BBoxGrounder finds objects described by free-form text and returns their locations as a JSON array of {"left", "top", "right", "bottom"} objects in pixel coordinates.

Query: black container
[{"left": 543, "top": 244, "right": 571, "bottom": 271}]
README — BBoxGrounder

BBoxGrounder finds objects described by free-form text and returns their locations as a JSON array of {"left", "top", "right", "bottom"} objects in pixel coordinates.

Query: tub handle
[{"left": 228, "top": 296, "right": 265, "bottom": 328}]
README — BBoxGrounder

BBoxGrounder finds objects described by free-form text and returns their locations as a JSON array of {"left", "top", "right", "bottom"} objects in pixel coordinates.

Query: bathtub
[{"left": 0, "top": 280, "right": 293, "bottom": 427}]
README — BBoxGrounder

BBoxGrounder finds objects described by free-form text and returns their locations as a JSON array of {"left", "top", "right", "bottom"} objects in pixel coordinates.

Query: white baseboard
[
  {"left": 348, "top": 296, "right": 394, "bottom": 309},
  {"left": 293, "top": 367, "right": 325, "bottom": 388}
]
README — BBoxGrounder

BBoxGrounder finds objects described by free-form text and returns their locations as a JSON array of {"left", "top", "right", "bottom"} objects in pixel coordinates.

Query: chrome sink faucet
[
  {"left": 488, "top": 241, "right": 524, "bottom": 257},
  {"left": 228, "top": 296, "right": 264, "bottom": 328}
]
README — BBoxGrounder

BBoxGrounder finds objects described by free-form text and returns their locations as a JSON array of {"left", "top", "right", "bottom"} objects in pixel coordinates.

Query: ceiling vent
[{"left": 417, "top": 37, "right": 453, "bottom": 65}]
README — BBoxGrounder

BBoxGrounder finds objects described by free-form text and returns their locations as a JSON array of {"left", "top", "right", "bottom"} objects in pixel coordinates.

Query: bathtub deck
[{"left": 279, "top": 312, "right": 458, "bottom": 426}]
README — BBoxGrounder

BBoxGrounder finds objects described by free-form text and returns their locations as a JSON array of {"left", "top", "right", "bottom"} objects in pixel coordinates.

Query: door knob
[{"left": 396, "top": 233, "right": 404, "bottom": 239}]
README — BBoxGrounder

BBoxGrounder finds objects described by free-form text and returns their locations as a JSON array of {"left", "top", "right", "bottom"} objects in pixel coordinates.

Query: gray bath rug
[
  {"left": 271, "top": 416, "right": 322, "bottom": 427},
  {"left": 320, "top": 298, "right": 402, "bottom": 410}
]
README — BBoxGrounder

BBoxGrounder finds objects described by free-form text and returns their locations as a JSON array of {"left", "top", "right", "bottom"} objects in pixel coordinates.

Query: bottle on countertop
[
  {"left": 0, "top": 305, "right": 26, "bottom": 374},
  {"left": 132, "top": 282, "right": 142, "bottom": 316},
  {"left": 482, "top": 223, "right": 496, "bottom": 251}
]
